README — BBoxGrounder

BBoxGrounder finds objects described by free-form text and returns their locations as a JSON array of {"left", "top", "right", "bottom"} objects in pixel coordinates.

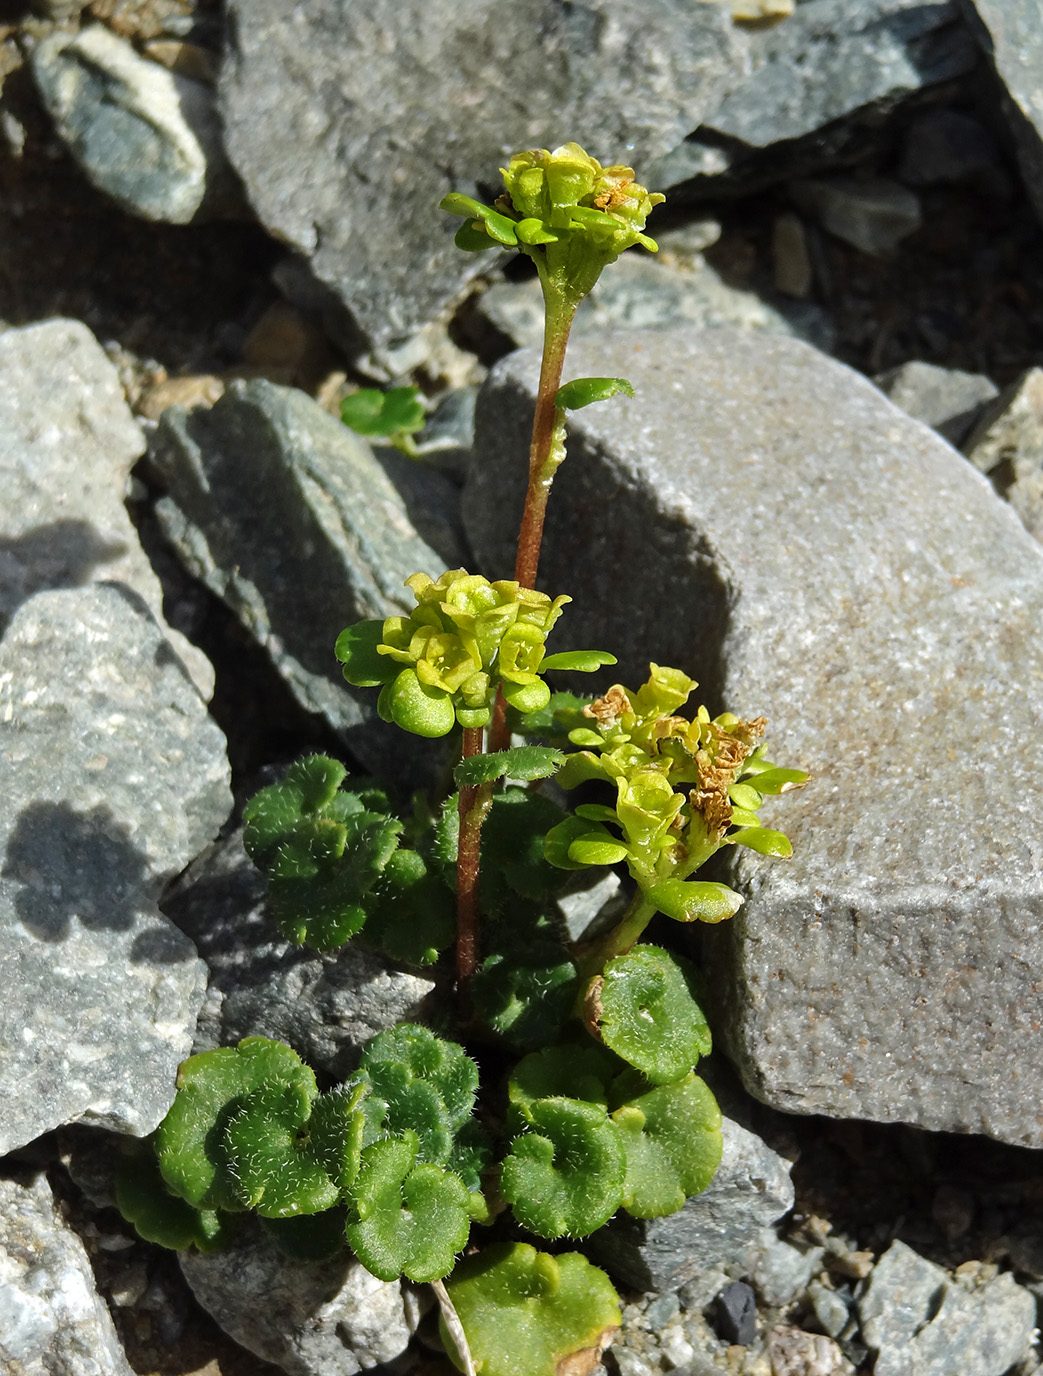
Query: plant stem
[
  {"left": 575, "top": 890, "right": 656, "bottom": 989},
  {"left": 513, "top": 284, "right": 579, "bottom": 590},
  {"left": 456, "top": 726, "right": 491, "bottom": 991}
]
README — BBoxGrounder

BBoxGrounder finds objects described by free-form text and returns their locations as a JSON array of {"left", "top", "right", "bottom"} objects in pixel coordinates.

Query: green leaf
[
  {"left": 568, "top": 834, "right": 629, "bottom": 866},
  {"left": 362, "top": 1025, "right": 479, "bottom": 1136},
  {"left": 443, "top": 1243, "right": 620, "bottom": 1376},
  {"left": 261, "top": 1207, "right": 348, "bottom": 1261},
  {"left": 472, "top": 952, "right": 578, "bottom": 1051},
  {"left": 645, "top": 879, "right": 744, "bottom": 925},
  {"left": 340, "top": 386, "right": 425, "bottom": 439},
  {"left": 539, "top": 650, "right": 618, "bottom": 673},
  {"left": 155, "top": 1039, "right": 318, "bottom": 1213},
  {"left": 611, "top": 1073, "right": 723, "bottom": 1218},
  {"left": 362, "top": 848, "right": 454, "bottom": 966},
  {"left": 508, "top": 1044, "right": 618, "bottom": 1128},
  {"left": 481, "top": 788, "right": 569, "bottom": 903},
  {"left": 595, "top": 946, "right": 712, "bottom": 1084},
  {"left": 729, "top": 826, "right": 793, "bottom": 857},
  {"left": 543, "top": 815, "right": 605, "bottom": 871},
  {"left": 506, "top": 691, "right": 594, "bottom": 739},
  {"left": 335, "top": 620, "right": 396, "bottom": 688},
  {"left": 740, "top": 765, "right": 808, "bottom": 794},
  {"left": 554, "top": 377, "right": 635, "bottom": 411},
  {"left": 223, "top": 1082, "right": 340, "bottom": 1218},
  {"left": 381, "top": 668, "right": 458, "bottom": 738},
  {"left": 115, "top": 1144, "right": 233, "bottom": 1253},
  {"left": 727, "top": 782, "right": 763, "bottom": 812},
  {"left": 345, "top": 1134, "right": 472, "bottom": 1283},
  {"left": 454, "top": 221, "right": 496, "bottom": 252},
  {"left": 501, "top": 1097, "right": 625, "bottom": 1239},
  {"left": 454, "top": 746, "right": 565, "bottom": 789},
  {"left": 500, "top": 677, "right": 552, "bottom": 715}
]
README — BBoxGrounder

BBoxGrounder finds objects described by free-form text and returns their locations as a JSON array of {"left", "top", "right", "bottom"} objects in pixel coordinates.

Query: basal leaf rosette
[
  {"left": 441, "top": 142, "right": 665, "bottom": 302},
  {"left": 611, "top": 1072, "right": 723, "bottom": 1218},
  {"left": 336, "top": 569, "right": 614, "bottom": 737},
  {"left": 443, "top": 1242, "right": 621, "bottom": 1376}
]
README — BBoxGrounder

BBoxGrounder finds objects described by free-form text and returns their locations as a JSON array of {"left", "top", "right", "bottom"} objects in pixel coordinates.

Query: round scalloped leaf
[
  {"left": 224, "top": 1082, "right": 341, "bottom": 1219},
  {"left": 345, "top": 1136, "right": 472, "bottom": 1282},
  {"left": 115, "top": 1146, "right": 233, "bottom": 1253},
  {"left": 307, "top": 1083, "right": 368, "bottom": 1195},
  {"left": 362, "top": 848, "right": 455, "bottom": 966},
  {"left": 508, "top": 1044, "right": 618, "bottom": 1129},
  {"left": 443, "top": 1242, "right": 620, "bottom": 1376},
  {"left": 262, "top": 1206, "right": 348, "bottom": 1261},
  {"left": 645, "top": 879, "right": 743, "bottom": 925},
  {"left": 447, "top": 1116, "right": 494, "bottom": 1196},
  {"left": 335, "top": 620, "right": 397, "bottom": 688},
  {"left": 595, "top": 946, "right": 711, "bottom": 1085},
  {"left": 156, "top": 1039, "right": 318, "bottom": 1212},
  {"left": 501, "top": 1097, "right": 625, "bottom": 1239},
  {"left": 472, "top": 952, "right": 578, "bottom": 1051},
  {"left": 284, "top": 754, "right": 348, "bottom": 811},
  {"left": 362, "top": 1025, "right": 478, "bottom": 1133},
  {"left": 611, "top": 1073, "right": 723, "bottom": 1218},
  {"left": 728, "top": 826, "right": 793, "bottom": 857}
]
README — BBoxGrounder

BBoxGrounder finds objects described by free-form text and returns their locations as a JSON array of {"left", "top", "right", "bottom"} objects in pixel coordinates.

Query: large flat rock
[
  {"left": 464, "top": 329, "right": 1043, "bottom": 1146},
  {"left": 0, "top": 584, "right": 231, "bottom": 1153},
  {"left": 218, "top": 0, "right": 745, "bottom": 350}
]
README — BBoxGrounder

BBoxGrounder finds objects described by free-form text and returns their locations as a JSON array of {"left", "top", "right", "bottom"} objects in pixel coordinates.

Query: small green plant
[
  {"left": 340, "top": 384, "right": 426, "bottom": 456},
  {"left": 123, "top": 143, "right": 806, "bottom": 1376}
]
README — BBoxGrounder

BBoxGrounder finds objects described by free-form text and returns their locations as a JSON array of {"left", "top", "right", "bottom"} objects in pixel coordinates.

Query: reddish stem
[{"left": 456, "top": 725, "right": 488, "bottom": 990}]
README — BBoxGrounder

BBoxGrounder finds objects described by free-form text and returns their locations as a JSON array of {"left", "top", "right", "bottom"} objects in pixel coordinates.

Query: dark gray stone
[
  {"left": 651, "top": 0, "right": 977, "bottom": 190},
  {"left": 789, "top": 176, "right": 921, "bottom": 257},
  {"left": 162, "top": 828, "right": 436, "bottom": 1079},
  {"left": 715, "top": 1281, "right": 757, "bottom": 1345},
  {"left": 961, "top": 1, "right": 1043, "bottom": 221},
  {"left": 587, "top": 1116, "right": 794, "bottom": 1291},
  {"left": 875, "top": 359, "right": 999, "bottom": 447},
  {"left": 0, "top": 319, "right": 213, "bottom": 697},
  {"left": 32, "top": 25, "right": 234, "bottom": 224},
  {"left": 0, "top": 1174, "right": 134, "bottom": 1376},
  {"left": 149, "top": 377, "right": 467, "bottom": 779},
  {"left": 859, "top": 1242, "right": 1036, "bottom": 1376},
  {"left": 218, "top": 0, "right": 746, "bottom": 349},
  {"left": 464, "top": 330, "right": 1043, "bottom": 1146},
  {"left": 897, "top": 107, "right": 1010, "bottom": 197},
  {"left": 0, "top": 584, "right": 231, "bottom": 1153},
  {"left": 180, "top": 1219, "right": 424, "bottom": 1376}
]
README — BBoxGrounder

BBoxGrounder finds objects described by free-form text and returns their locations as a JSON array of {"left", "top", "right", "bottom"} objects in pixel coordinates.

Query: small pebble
[
  {"left": 644, "top": 1292, "right": 681, "bottom": 1331},
  {"left": 715, "top": 1280, "right": 757, "bottom": 1346}
]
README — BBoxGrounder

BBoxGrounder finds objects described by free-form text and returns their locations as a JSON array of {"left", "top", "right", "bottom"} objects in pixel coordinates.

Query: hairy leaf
[
  {"left": 443, "top": 1243, "right": 620, "bottom": 1376},
  {"left": 502, "top": 1097, "right": 625, "bottom": 1238},
  {"left": 481, "top": 788, "right": 570, "bottom": 904},
  {"left": 362, "top": 1025, "right": 479, "bottom": 1133},
  {"left": 508, "top": 1044, "right": 618, "bottom": 1128},
  {"left": 223, "top": 1081, "right": 340, "bottom": 1218},
  {"left": 611, "top": 1073, "right": 723, "bottom": 1218},
  {"left": 362, "top": 848, "right": 454, "bottom": 966},
  {"left": 472, "top": 952, "right": 578, "bottom": 1051},
  {"left": 115, "top": 1145, "right": 232, "bottom": 1253},
  {"left": 594, "top": 946, "right": 712, "bottom": 1084},
  {"left": 340, "top": 386, "right": 425, "bottom": 439},
  {"left": 454, "top": 746, "right": 565, "bottom": 788}
]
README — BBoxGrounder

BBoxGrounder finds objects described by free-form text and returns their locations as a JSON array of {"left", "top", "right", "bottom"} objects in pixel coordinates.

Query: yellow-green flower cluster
[
  {"left": 547, "top": 665, "right": 806, "bottom": 897},
  {"left": 441, "top": 143, "right": 664, "bottom": 301},
  {"left": 336, "top": 570, "right": 570, "bottom": 739}
]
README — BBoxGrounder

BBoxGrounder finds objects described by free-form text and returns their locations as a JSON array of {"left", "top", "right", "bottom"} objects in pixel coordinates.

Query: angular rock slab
[
  {"left": 465, "top": 330, "right": 1043, "bottom": 1146},
  {"left": 0, "top": 1174, "right": 134, "bottom": 1376},
  {"left": 0, "top": 585, "right": 231, "bottom": 1153},
  {"left": 218, "top": 0, "right": 745, "bottom": 349},
  {"left": 149, "top": 377, "right": 466, "bottom": 781},
  {"left": 0, "top": 318, "right": 213, "bottom": 698}
]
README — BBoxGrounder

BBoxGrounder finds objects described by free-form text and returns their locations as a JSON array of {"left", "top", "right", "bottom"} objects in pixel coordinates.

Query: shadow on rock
[{"left": 0, "top": 520, "right": 129, "bottom": 633}]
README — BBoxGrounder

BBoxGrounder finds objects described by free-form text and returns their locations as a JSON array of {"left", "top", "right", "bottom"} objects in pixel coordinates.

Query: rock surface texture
[
  {"left": 0, "top": 584, "right": 231, "bottom": 1153},
  {"left": 0, "top": 1174, "right": 135, "bottom": 1376},
  {"left": 465, "top": 330, "right": 1043, "bottom": 1146},
  {"left": 180, "top": 1220, "right": 424, "bottom": 1376},
  {"left": 217, "top": 0, "right": 745, "bottom": 348},
  {"left": 0, "top": 318, "right": 213, "bottom": 696}
]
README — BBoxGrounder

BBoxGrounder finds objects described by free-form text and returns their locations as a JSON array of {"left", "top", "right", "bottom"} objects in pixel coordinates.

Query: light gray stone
[
  {"left": 961, "top": 1, "right": 1043, "bottom": 221},
  {"left": 859, "top": 1241, "right": 1036, "bottom": 1376},
  {"left": 0, "top": 584, "right": 230, "bottom": 1152},
  {"left": 162, "top": 828, "right": 436, "bottom": 1079},
  {"left": 464, "top": 330, "right": 1043, "bottom": 1145},
  {"left": 217, "top": 0, "right": 746, "bottom": 349},
  {"left": 478, "top": 253, "right": 833, "bottom": 356},
  {"left": 0, "top": 319, "right": 213, "bottom": 697},
  {"left": 806, "top": 1280, "right": 851, "bottom": 1339},
  {"left": 180, "top": 1219, "right": 423, "bottom": 1376},
  {"left": 651, "top": 0, "right": 977, "bottom": 189},
  {"left": 749, "top": 1230, "right": 825, "bottom": 1307},
  {"left": 0, "top": 1174, "right": 134, "bottom": 1376},
  {"left": 789, "top": 176, "right": 921, "bottom": 257},
  {"left": 149, "top": 377, "right": 466, "bottom": 780},
  {"left": 963, "top": 368, "right": 1043, "bottom": 545},
  {"left": 587, "top": 1116, "right": 794, "bottom": 1291},
  {"left": 876, "top": 359, "right": 999, "bottom": 447},
  {"left": 31, "top": 25, "right": 234, "bottom": 224}
]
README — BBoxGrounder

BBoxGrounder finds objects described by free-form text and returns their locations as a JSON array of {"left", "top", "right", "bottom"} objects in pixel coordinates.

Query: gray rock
[
  {"left": 0, "top": 584, "right": 230, "bottom": 1153},
  {"left": 479, "top": 254, "right": 834, "bottom": 356},
  {"left": 587, "top": 1116, "right": 795, "bottom": 1291},
  {"left": 875, "top": 359, "right": 999, "bottom": 446},
  {"left": 806, "top": 1280, "right": 851, "bottom": 1339},
  {"left": 859, "top": 1242, "right": 1036, "bottom": 1376},
  {"left": 180, "top": 1219, "right": 424, "bottom": 1376},
  {"left": 0, "top": 1174, "right": 134, "bottom": 1376},
  {"left": 961, "top": 1, "right": 1043, "bottom": 221},
  {"left": 162, "top": 828, "right": 436, "bottom": 1079},
  {"left": 897, "top": 107, "right": 1010, "bottom": 197},
  {"left": 217, "top": 0, "right": 746, "bottom": 350},
  {"left": 31, "top": 24, "right": 233, "bottom": 224},
  {"left": 652, "top": 0, "right": 977, "bottom": 189},
  {"left": 0, "top": 318, "right": 214, "bottom": 698},
  {"left": 748, "top": 1230, "right": 825, "bottom": 1307},
  {"left": 149, "top": 377, "right": 466, "bottom": 779},
  {"left": 789, "top": 176, "right": 922, "bottom": 257},
  {"left": 464, "top": 330, "right": 1043, "bottom": 1145},
  {"left": 964, "top": 368, "right": 1043, "bottom": 544}
]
